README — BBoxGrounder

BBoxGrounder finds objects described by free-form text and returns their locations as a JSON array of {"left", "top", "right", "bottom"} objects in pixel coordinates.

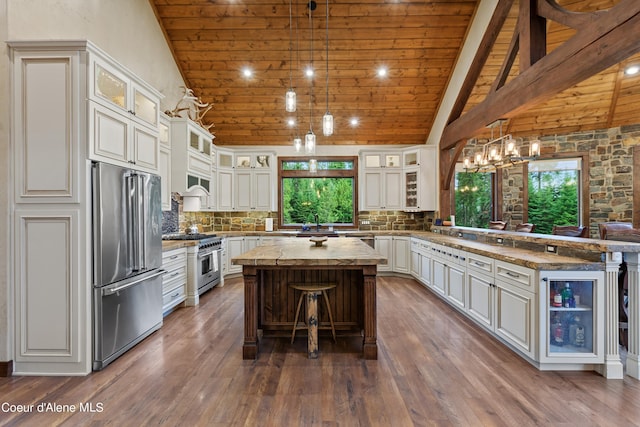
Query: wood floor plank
[{"left": 2, "top": 276, "right": 640, "bottom": 426}]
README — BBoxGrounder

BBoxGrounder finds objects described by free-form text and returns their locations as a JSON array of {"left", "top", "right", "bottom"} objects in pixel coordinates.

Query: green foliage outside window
[
  {"left": 280, "top": 158, "right": 356, "bottom": 226},
  {"left": 282, "top": 178, "right": 354, "bottom": 224},
  {"left": 454, "top": 172, "right": 493, "bottom": 228},
  {"left": 528, "top": 170, "right": 578, "bottom": 234}
]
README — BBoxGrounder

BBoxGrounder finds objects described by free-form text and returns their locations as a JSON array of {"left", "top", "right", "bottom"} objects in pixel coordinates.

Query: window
[
  {"left": 454, "top": 167, "right": 493, "bottom": 228},
  {"left": 279, "top": 157, "right": 358, "bottom": 229},
  {"left": 528, "top": 158, "right": 581, "bottom": 234}
]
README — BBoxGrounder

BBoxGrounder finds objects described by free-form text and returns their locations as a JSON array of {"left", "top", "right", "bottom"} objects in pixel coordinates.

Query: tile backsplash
[{"left": 161, "top": 193, "right": 433, "bottom": 233}]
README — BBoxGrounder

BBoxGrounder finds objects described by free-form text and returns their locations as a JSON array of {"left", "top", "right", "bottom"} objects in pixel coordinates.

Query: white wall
[
  {"left": 0, "top": 0, "right": 10, "bottom": 365},
  {"left": 0, "top": 0, "right": 185, "bottom": 365}
]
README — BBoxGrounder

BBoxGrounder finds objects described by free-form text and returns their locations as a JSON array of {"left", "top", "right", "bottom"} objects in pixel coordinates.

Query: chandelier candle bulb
[{"left": 530, "top": 140, "right": 541, "bottom": 157}]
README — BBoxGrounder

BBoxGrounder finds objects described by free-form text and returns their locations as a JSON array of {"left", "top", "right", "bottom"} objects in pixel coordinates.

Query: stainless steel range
[{"left": 162, "top": 233, "right": 222, "bottom": 295}]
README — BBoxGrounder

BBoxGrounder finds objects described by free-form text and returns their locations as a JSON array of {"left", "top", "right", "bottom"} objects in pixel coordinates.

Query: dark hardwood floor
[{"left": 2, "top": 276, "right": 640, "bottom": 426}]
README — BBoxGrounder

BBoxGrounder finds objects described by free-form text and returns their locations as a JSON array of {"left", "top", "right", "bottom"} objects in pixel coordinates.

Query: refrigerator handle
[
  {"left": 131, "top": 173, "right": 144, "bottom": 271},
  {"left": 137, "top": 174, "right": 146, "bottom": 270},
  {"left": 126, "top": 173, "right": 138, "bottom": 271}
]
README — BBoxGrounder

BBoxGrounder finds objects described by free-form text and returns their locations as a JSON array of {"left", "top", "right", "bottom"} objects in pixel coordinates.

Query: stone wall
[
  {"left": 163, "top": 195, "right": 433, "bottom": 233},
  {"left": 462, "top": 124, "right": 640, "bottom": 237},
  {"left": 358, "top": 211, "right": 433, "bottom": 231}
]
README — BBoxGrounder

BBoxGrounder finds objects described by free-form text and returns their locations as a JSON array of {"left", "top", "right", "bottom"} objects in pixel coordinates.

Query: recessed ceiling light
[
  {"left": 625, "top": 65, "right": 640, "bottom": 76},
  {"left": 377, "top": 67, "right": 388, "bottom": 78},
  {"left": 287, "top": 118, "right": 296, "bottom": 127},
  {"left": 350, "top": 118, "right": 359, "bottom": 126},
  {"left": 305, "top": 67, "right": 314, "bottom": 78},
  {"left": 242, "top": 67, "right": 253, "bottom": 78}
]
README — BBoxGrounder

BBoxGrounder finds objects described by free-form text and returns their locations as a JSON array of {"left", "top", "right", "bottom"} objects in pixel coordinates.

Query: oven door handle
[{"left": 102, "top": 270, "right": 165, "bottom": 296}]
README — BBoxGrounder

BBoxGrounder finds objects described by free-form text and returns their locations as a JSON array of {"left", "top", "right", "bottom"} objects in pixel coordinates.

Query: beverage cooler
[{"left": 540, "top": 271, "right": 605, "bottom": 364}]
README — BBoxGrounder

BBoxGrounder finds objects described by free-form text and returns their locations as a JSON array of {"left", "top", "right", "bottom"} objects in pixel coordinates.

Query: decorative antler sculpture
[{"left": 165, "top": 86, "right": 215, "bottom": 132}]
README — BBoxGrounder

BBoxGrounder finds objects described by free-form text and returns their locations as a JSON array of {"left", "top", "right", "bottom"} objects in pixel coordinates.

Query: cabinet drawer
[
  {"left": 467, "top": 252, "right": 495, "bottom": 275},
  {"left": 495, "top": 260, "right": 534, "bottom": 292},
  {"left": 162, "top": 283, "right": 186, "bottom": 308},
  {"left": 162, "top": 267, "right": 186, "bottom": 290},
  {"left": 163, "top": 248, "right": 187, "bottom": 267}
]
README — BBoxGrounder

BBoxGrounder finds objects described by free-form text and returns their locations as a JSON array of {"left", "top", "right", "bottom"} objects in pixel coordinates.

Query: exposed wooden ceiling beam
[
  {"left": 440, "top": 0, "right": 640, "bottom": 152},
  {"left": 447, "top": 0, "right": 515, "bottom": 126}
]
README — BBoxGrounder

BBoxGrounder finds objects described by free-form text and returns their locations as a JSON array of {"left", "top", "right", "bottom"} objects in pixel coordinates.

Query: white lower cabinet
[
  {"left": 162, "top": 248, "right": 187, "bottom": 315},
  {"left": 375, "top": 235, "right": 409, "bottom": 274},
  {"left": 431, "top": 254, "right": 447, "bottom": 296},
  {"left": 420, "top": 254, "right": 431, "bottom": 287},
  {"left": 446, "top": 263, "right": 466, "bottom": 310},
  {"left": 466, "top": 254, "right": 536, "bottom": 359},
  {"left": 430, "top": 244, "right": 466, "bottom": 309},
  {"left": 375, "top": 236, "right": 392, "bottom": 272},
  {"left": 494, "top": 280, "right": 536, "bottom": 360},
  {"left": 392, "top": 236, "right": 410, "bottom": 274},
  {"left": 225, "top": 236, "right": 260, "bottom": 275},
  {"left": 410, "top": 247, "right": 421, "bottom": 278},
  {"left": 467, "top": 269, "right": 494, "bottom": 329},
  {"left": 225, "top": 237, "right": 244, "bottom": 275},
  {"left": 410, "top": 238, "right": 607, "bottom": 370}
]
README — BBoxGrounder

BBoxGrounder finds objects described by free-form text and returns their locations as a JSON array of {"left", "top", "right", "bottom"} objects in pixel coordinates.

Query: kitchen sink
[{"left": 296, "top": 231, "right": 339, "bottom": 238}]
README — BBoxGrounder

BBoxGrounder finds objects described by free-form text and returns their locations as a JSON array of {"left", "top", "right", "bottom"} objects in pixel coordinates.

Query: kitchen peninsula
[{"left": 232, "top": 237, "right": 387, "bottom": 360}]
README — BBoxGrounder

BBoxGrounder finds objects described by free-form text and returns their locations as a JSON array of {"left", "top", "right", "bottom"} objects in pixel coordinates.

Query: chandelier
[{"left": 463, "top": 120, "right": 541, "bottom": 172}]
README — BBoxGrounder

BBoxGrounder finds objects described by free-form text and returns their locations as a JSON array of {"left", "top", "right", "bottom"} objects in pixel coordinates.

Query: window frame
[
  {"left": 453, "top": 164, "right": 495, "bottom": 228},
  {"left": 522, "top": 152, "right": 589, "bottom": 229},
  {"left": 277, "top": 156, "right": 359, "bottom": 230}
]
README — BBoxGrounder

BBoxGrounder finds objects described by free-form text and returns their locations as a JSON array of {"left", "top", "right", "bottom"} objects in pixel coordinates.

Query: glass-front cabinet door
[
  {"left": 405, "top": 171, "right": 418, "bottom": 209},
  {"left": 362, "top": 152, "right": 401, "bottom": 169},
  {"left": 133, "top": 86, "right": 158, "bottom": 127},
  {"left": 540, "top": 271, "right": 604, "bottom": 364},
  {"left": 94, "top": 63, "right": 128, "bottom": 110}
]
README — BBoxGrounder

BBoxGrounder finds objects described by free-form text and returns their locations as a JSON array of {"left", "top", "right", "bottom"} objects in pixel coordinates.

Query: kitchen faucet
[{"left": 314, "top": 213, "right": 320, "bottom": 232}]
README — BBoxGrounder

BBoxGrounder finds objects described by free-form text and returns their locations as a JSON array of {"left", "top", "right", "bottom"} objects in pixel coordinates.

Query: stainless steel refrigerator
[{"left": 92, "top": 162, "right": 164, "bottom": 370}]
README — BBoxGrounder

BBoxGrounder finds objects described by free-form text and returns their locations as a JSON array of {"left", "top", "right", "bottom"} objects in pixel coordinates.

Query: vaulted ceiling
[{"left": 150, "top": 0, "right": 640, "bottom": 147}]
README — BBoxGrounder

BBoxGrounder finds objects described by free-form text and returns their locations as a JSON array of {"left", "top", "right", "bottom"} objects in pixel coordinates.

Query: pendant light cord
[
  {"left": 309, "top": 1, "right": 314, "bottom": 132},
  {"left": 288, "top": 0, "right": 293, "bottom": 90},
  {"left": 325, "top": 0, "right": 329, "bottom": 112}
]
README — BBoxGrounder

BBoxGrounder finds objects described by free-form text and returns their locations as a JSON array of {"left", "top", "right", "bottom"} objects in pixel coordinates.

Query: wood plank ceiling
[{"left": 150, "top": 0, "right": 640, "bottom": 147}]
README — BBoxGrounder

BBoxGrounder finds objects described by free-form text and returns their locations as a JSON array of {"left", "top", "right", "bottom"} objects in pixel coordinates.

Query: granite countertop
[
  {"left": 231, "top": 237, "right": 387, "bottom": 267},
  {"left": 161, "top": 240, "right": 198, "bottom": 251},
  {"left": 413, "top": 233, "right": 603, "bottom": 271}
]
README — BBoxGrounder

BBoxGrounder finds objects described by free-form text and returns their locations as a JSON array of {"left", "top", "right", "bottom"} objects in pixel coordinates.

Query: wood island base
[{"left": 241, "top": 265, "right": 379, "bottom": 360}]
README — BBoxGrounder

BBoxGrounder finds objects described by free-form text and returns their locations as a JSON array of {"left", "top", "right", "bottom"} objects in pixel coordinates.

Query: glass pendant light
[
  {"left": 305, "top": 130, "right": 316, "bottom": 154},
  {"left": 322, "top": 0, "right": 333, "bottom": 136},
  {"left": 323, "top": 113, "right": 333, "bottom": 136},
  {"left": 294, "top": 136, "right": 302, "bottom": 152},
  {"left": 286, "top": 90, "right": 296, "bottom": 112},
  {"left": 305, "top": 0, "right": 317, "bottom": 156},
  {"left": 285, "top": 0, "right": 296, "bottom": 112}
]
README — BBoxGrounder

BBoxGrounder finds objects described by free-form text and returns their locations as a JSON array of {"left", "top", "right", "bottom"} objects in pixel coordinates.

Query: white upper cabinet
[
  {"left": 232, "top": 152, "right": 275, "bottom": 211},
  {"left": 170, "top": 117, "right": 214, "bottom": 192},
  {"left": 159, "top": 114, "right": 172, "bottom": 211},
  {"left": 362, "top": 152, "right": 402, "bottom": 169},
  {"left": 90, "top": 55, "right": 159, "bottom": 129},
  {"left": 87, "top": 51, "right": 162, "bottom": 173},
  {"left": 403, "top": 146, "right": 437, "bottom": 212}
]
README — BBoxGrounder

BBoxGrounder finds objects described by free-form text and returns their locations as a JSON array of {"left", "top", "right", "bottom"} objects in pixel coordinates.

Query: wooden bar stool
[{"left": 290, "top": 283, "right": 337, "bottom": 358}]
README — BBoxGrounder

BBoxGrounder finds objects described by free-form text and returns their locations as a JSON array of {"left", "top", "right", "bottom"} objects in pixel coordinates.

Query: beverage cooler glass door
[{"left": 541, "top": 272, "right": 604, "bottom": 364}]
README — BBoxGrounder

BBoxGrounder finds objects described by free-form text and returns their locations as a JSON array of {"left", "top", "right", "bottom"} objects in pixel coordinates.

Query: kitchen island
[{"left": 232, "top": 237, "right": 387, "bottom": 360}]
